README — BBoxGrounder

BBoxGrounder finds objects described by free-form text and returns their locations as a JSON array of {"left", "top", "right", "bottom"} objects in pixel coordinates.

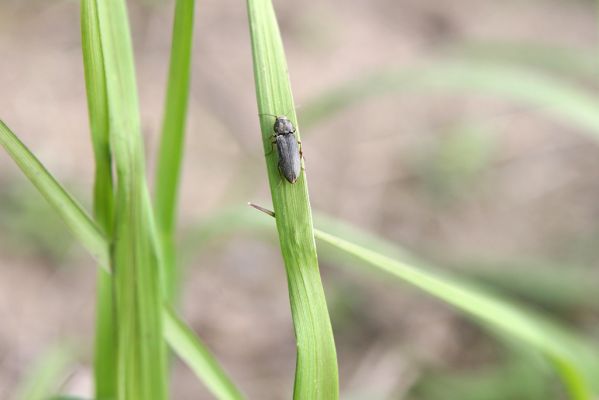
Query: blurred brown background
[{"left": 0, "top": 0, "right": 598, "bottom": 399}]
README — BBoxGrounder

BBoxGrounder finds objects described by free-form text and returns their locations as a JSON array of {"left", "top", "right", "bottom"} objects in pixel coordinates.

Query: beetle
[{"left": 264, "top": 114, "right": 302, "bottom": 184}]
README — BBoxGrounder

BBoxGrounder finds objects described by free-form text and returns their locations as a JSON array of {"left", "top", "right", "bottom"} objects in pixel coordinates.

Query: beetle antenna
[
  {"left": 259, "top": 106, "right": 295, "bottom": 119},
  {"left": 258, "top": 113, "right": 278, "bottom": 119}
]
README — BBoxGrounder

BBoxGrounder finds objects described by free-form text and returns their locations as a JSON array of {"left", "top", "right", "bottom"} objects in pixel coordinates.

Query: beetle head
[{"left": 273, "top": 116, "right": 295, "bottom": 135}]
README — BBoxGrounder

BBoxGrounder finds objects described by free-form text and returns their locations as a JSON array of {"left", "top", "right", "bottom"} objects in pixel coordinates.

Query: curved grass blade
[
  {"left": 451, "top": 41, "right": 599, "bottom": 82},
  {"left": 80, "top": 0, "right": 116, "bottom": 397},
  {"left": 154, "top": 0, "right": 196, "bottom": 303},
  {"left": 94, "top": 1, "right": 167, "bottom": 398},
  {"left": 447, "top": 259, "right": 599, "bottom": 311},
  {"left": 311, "top": 227, "right": 599, "bottom": 400},
  {"left": 307, "top": 212, "right": 599, "bottom": 399},
  {"left": 300, "top": 61, "right": 599, "bottom": 142},
  {"left": 0, "top": 121, "right": 108, "bottom": 266},
  {"left": 247, "top": 0, "right": 339, "bottom": 398}
]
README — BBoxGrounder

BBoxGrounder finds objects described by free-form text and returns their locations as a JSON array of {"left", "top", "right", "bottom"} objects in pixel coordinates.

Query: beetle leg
[
  {"left": 297, "top": 140, "right": 306, "bottom": 170},
  {"left": 265, "top": 135, "right": 277, "bottom": 156}
]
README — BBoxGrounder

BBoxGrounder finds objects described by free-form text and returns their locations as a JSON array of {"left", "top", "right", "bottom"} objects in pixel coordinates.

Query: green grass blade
[
  {"left": 81, "top": 0, "right": 114, "bottom": 235},
  {"left": 80, "top": 0, "right": 116, "bottom": 397},
  {"left": 312, "top": 227, "right": 599, "bottom": 399},
  {"left": 301, "top": 61, "right": 599, "bottom": 141},
  {"left": 247, "top": 0, "right": 339, "bottom": 398},
  {"left": 94, "top": 1, "right": 167, "bottom": 398},
  {"left": 154, "top": 0, "right": 196, "bottom": 303},
  {"left": 0, "top": 121, "right": 108, "bottom": 266},
  {"left": 163, "top": 307, "right": 244, "bottom": 400},
  {"left": 447, "top": 259, "right": 599, "bottom": 311},
  {"left": 0, "top": 121, "right": 243, "bottom": 400},
  {"left": 412, "top": 351, "right": 552, "bottom": 400},
  {"left": 92, "top": 269, "right": 115, "bottom": 399},
  {"left": 15, "top": 344, "right": 74, "bottom": 400},
  {"left": 451, "top": 41, "right": 599, "bottom": 81},
  {"left": 47, "top": 397, "right": 87, "bottom": 400}
]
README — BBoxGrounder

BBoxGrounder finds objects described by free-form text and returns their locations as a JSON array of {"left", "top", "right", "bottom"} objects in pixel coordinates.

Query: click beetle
[{"left": 264, "top": 114, "right": 302, "bottom": 184}]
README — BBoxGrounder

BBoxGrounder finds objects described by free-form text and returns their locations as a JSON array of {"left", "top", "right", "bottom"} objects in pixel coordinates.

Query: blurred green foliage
[
  {"left": 411, "top": 123, "right": 496, "bottom": 204},
  {"left": 0, "top": 181, "right": 76, "bottom": 263},
  {"left": 14, "top": 343, "right": 75, "bottom": 400},
  {"left": 411, "top": 353, "right": 556, "bottom": 400}
]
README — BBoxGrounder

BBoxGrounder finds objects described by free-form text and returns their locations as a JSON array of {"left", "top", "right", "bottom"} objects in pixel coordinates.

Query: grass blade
[
  {"left": 0, "top": 121, "right": 108, "bottom": 265},
  {"left": 80, "top": 0, "right": 116, "bottom": 397},
  {"left": 154, "top": 0, "right": 196, "bottom": 302},
  {"left": 311, "top": 227, "right": 599, "bottom": 399},
  {"left": 451, "top": 41, "right": 599, "bottom": 82},
  {"left": 163, "top": 307, "right": 244, "bottom": 400},
  {"left": 48, "top": 397, "right": 87, "bottom": 400},
  {"left": 15, "top": 344, "right": 74, "bottom": 400},
  {"left": 94, "top": 1, "right": 167, "bottom": 398},
  {"left": 301, "top": 61, "right": 599, "bottom": 141},
  {"left": 81, "top": 0, "right": 114, "bottom": 235},
  {"left": 247, "top": 1, "right": 339, "bottom": 398},
  {"left": 412, "top": 351, "right": 552, "bottom": 400},
  {"left": 92, "top": 269, "right": 115, "bottom": 399}
]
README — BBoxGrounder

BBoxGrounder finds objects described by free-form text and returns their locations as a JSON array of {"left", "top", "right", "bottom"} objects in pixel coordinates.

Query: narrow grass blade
[
  {"left": 448, "top": 259, "right": 599, "bottom": 311},
  {"left": 94, "top": 1, "right": 167, "bottom": 398},
  {"left": 80, "top": 0, "right": 116, "bottom": 397},
  {"left": 91, "top": 269, "right": 115, "bottom": 398},
  {"left": 451, "top": 41, "right": 599, "bottom": 82},
  {"left": 412, "top": 351, "right": 552, "bottom": 400},
  {"left": 154, "top": 0, "right": 196, "bottom": 303},
  {"left": 0, "top": 121, "right": 108, "bottom": 266},
  {"left": 247, "top": 0, "right": 339, "bottom": 398},
  {"left": 163, "top": 307, "right": 244, "bottom": 400},
  {"left": 301, "top": 61, "right": 599, "bottom": 141},
  {"left": 47, "top": 397, "right": 87, "bottom": 400},
  {"left": 15, "top": 344, "right": 74, "bottom": 400},
  {"left": 312, "top": 227, "right": 599, "bottom": 399},
  {"left": 81, "top": 0, "right": 114, "bottom": 235},
  {"left": 48, "top": 397, "right": 87, "bottom": 400}
]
